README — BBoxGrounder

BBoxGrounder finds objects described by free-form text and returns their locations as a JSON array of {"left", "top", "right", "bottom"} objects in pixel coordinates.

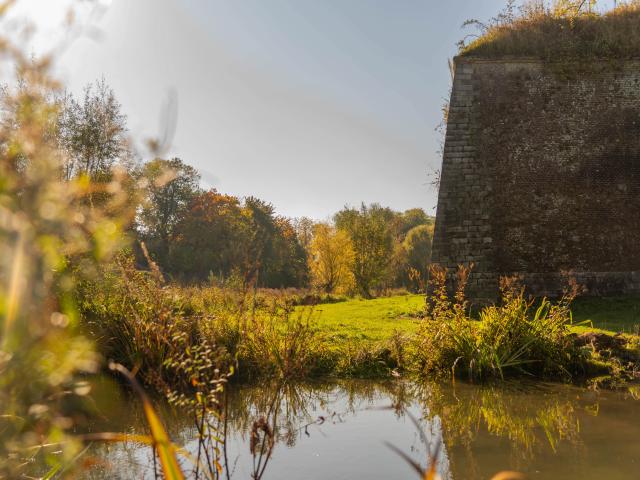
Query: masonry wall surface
[{"left": 431, "top": 58, "right": 640, "bottom": 301}]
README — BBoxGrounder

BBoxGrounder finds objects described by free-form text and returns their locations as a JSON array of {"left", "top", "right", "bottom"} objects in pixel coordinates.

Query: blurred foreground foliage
[{"left": 0, "top": 2, "right": 135, "bottom": 475}]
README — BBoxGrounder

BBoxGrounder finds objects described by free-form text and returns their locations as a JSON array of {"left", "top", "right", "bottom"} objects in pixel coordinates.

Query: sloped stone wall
[{"left": 431, "top": 57, "right": 640, "bottom": 302}]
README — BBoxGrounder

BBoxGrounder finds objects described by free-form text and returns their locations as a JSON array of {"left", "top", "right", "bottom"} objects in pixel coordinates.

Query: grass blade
[{"left": 110, "top": 362, "right": 185, "bottom": 480}]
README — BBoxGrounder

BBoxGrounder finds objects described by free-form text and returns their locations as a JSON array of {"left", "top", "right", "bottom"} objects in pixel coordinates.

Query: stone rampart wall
[{"left": 431, "top": 58, "right": 640, "bottom": 301}]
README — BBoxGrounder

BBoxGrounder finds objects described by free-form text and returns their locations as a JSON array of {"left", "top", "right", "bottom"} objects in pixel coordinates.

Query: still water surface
[{"left": 82, "top": 380, "right": 640, "bottom": 479}]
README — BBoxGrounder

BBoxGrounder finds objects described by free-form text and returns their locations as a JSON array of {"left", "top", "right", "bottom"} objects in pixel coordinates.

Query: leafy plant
[{"left": 415, "top": 265, "right": 585, "bottom": 380}]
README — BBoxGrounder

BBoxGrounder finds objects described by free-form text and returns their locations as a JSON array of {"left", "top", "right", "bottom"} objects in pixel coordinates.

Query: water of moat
[{"left": 80, "top": 379, "right": 640, "bottom": 479}]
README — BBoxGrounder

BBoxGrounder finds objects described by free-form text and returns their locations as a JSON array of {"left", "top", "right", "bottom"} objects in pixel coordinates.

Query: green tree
[
  {"left": 399, "top": 208, "right": 433, "bottom": 236},
  {"left": 309, "top": 223, "right": 355, "bottom": 293},
  {"left": 334, "top": 204, "right": 394, "bottom": 297},
  {"left": 402, "top": 224, "right": 433, "bottom": 292},
  {"left": 243, "top": 196, "right": 278, "bottom": 285},
  {"left": 292, "top": 216, "right": 315, "bottom": 252},
  {"left": 382, "top": 209, "right": 434, "bottom": 289},
  {"left": 243, "top": 197, "right": 308, "bottom": 288},
  {"left": 261, "top": 217, "right": 309, "bottom": 288},
  {"left": 138, "top": 157, "right": 200, "bottom": 267}
]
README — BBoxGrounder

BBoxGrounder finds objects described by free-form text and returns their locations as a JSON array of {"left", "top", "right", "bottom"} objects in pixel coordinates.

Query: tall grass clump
[
  {"left": 416, "top": 266, "right": 585, "bottom": 380},
  {"left": 79, "top": 253, "right": 337, "bottom": 384},
  {"left": 78, "top": 253, "right": 211, "bottom": 387},
  {"left": 240, "top": 306, "right": 335, "bottom": 380}
]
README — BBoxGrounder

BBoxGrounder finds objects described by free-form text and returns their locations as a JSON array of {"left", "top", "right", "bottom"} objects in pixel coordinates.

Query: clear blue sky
[{"left": 13, "top": 0, "right": 617, "bottom": 219}]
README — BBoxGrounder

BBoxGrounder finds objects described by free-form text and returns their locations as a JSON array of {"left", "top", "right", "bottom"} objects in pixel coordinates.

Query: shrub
[{"left": 415, "top": 266, "right": 585, "bottom": 380}]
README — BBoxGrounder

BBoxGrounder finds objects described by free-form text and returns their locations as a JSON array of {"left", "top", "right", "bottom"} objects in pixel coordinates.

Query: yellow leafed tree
[{"left": 309, "top": 223, "right": 355, "bottom": 294}]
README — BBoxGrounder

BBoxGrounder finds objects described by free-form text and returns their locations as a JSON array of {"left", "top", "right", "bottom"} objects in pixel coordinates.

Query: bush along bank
[{"left": 414, "top": 266, "right": 640, "bottom": 387}]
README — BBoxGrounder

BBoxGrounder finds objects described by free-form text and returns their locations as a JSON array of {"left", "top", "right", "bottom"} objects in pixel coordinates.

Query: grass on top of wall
[{"left": 460, "top": 3, "right": 640, "bottom": 60}]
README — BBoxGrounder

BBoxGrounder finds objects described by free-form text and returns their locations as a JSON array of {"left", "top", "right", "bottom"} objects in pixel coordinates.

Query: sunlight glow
[{"left": 8, "top": 0, "right": 110, "bottom": 55}]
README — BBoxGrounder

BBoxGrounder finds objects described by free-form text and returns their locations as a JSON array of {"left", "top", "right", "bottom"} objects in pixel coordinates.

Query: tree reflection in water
[
  {"left": 83, "top": 379, "right": 638, "bottom": 480},
  {"left": 220, "top": 380, "right": 589, "bottom": 480},
  {"left": 414, "top": 381, "right": 585, "bottom": 478}
]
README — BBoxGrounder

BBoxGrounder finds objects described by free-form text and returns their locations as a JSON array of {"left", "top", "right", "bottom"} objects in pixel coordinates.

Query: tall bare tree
[{"left": 57, "top": 79, "right": 130, "bottom": 180}]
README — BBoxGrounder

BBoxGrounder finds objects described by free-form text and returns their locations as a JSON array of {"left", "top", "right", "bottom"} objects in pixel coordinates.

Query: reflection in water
[
  {"left": 416, "top": 382, "right": 584, "bottom": 479},
  {"left": 81, "top": 380, "right": 640, "bottom": 480},
  {"left": 423, "top": 383, "right": 581, "bottom": 451},
  {"left": 221, "top": 380, "right": 448, "bottom": 480}
]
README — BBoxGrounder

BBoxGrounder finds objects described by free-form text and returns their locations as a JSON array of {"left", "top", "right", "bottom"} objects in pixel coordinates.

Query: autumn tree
[
  {"left": 168, "top": 191, "right": 308, "bottom": 287},
  {"left": 137, "top": 157, "right": 200, "bottom": 267},
  {"left": 309, "top": 223, "right": 354, "bottom": 293},
  {"left": 170, "top": 190, "right": 249, "bottom": 280},
  {"left": 334, "top": 204, "right": 394, "bottom": 297}
]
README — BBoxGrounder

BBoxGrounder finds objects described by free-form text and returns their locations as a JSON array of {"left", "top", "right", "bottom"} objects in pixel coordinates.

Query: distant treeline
[
  {"left": 41, "top": 79, "right": 434, "bottom": 296},
  {"left": 138, "top": 161, "right": 433, "bottom": 296}
]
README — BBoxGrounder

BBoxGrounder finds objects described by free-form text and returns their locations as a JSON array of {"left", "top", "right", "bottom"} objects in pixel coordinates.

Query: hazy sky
[{"left": 8, "top": 0, "right": 616, "bottom": 219}]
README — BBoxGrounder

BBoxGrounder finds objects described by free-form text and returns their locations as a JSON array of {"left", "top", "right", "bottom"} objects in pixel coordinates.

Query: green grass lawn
[
  {"left": 308, "top": 294, "right": 423, "bottom": 344},
  {"left": 572, "top": 296, "right": 640, "bottom": 334},
  {"left": 307, "top": 294, "right": 640, "bottom": 345}
]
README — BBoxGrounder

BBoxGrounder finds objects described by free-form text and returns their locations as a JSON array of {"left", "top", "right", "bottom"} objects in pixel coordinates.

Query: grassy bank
[
  {"left": 572, "top": 295, "right": 640, "bottom": 334},
  {"left": 78, "top": 257, "right": 640, "bottom": 392}
]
